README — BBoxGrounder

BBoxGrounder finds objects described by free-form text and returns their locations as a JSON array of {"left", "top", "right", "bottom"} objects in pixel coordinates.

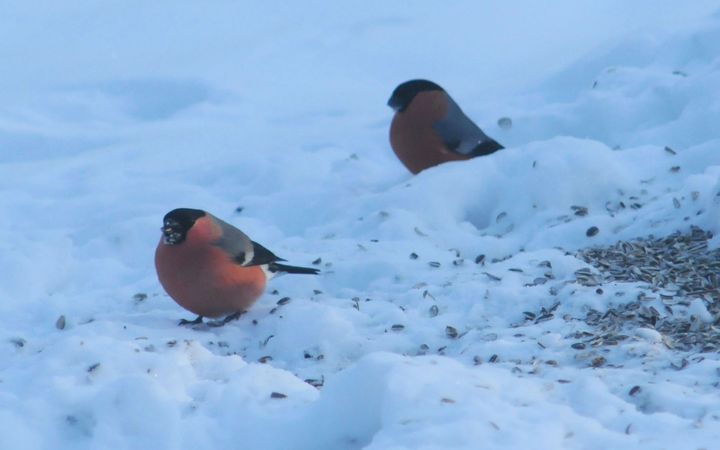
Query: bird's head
[
  {"left": 387, "top": 79, "right": 444, "bottom": 112},
  {"left": 161, "top": 208, "right": 206, "bottom": 245}
]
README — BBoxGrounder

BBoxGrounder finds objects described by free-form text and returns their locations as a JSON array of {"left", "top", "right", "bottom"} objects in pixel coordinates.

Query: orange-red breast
[
  {"left": 155, "top": 208, "right": 318, "bottom": 324},
  {"left": 388, "top": 79, "right": 503, "bottom": 174}
]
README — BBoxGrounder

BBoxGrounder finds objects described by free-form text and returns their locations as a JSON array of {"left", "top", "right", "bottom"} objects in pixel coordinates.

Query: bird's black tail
[
  {"left": 471, "top": 139, "right": 504, "bottom": 156},
  {"left": 269, "top": 262, "right": 320, "bottom": 275}
]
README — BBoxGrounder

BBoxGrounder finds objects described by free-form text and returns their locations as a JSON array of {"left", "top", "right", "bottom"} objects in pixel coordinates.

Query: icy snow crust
[{"left": 1, "top": 2, "right": 720, "bottom": 449}]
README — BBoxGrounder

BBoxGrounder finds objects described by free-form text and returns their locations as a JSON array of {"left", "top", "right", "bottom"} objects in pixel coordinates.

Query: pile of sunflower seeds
[{"left": 574, "top": 226, "right": 720, "bottom": 352}]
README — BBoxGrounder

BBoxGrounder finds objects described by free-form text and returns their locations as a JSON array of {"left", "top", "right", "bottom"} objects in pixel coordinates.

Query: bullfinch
[
  {"left": 155, "top": 208, "right": 319, "bottom": 325},
  {"left": 387, "top": 79, "right": 503, "bottom": 174}
]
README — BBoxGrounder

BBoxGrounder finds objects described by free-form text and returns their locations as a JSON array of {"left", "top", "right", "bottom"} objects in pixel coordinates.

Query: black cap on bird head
[
  {"left": 387, "top": 79, "right": 444, "bottom": 113},
  {"left": 161, "top": 208, "right": 206, "bottom": 245}
]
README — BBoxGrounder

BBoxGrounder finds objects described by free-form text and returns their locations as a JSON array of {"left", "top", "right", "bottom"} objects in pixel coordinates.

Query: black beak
[{"left": 387, "top": 95, "right": 405, "bottom": 112}]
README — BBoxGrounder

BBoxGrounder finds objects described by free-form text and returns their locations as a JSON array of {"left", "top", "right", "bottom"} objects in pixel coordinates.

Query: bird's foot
[
  {"left": 206, "top": 311, "right": 246, "bottom": 327},
  {"left": 178, "top": 315, "right": 204, "bottom": 326}
]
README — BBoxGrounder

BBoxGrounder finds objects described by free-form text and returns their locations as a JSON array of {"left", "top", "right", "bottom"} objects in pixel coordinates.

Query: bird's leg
[
  {"left": 178, "top": 315, "right": 204, "bottom": 326},
  {"left": 207, "top": 311, "right": 246, "bottom": 327}
]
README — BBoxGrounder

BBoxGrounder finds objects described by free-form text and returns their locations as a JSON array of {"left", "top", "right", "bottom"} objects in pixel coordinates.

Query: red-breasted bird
[
  {"left": 155, "top": 208, "right": 319, "bottom": 325},
  {"left": 387, "top": 79, "right": 503, "bottom": 174}
]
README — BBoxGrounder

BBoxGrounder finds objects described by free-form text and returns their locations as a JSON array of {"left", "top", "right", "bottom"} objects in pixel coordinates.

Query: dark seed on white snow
[
  {"left": 483, "top": 272, "right": 502, "bottom": 281},
  {"left": 391, "top": 324, "right": 405, "bottom": 331},
  {"left": 475, "top": 254, "right": 486, "bottom": 264},
  {"left": 277, "top": 297, "right": 291, "bottom": 306},
  {"left": 312, "top": 257, "right": 322, "bottom": 265},
  {"left": 258, "top": 356, "right": 273, "bottom": 363},
  {"left": 497, "top": 117, "right": 512, "bottom": 129},
  {"left": 445, "top": 326, "right": 459, "bottom": 339},
  {"left": 571, "top": 342, "right": 586, "bottom": 350},
  {"left": 270, "top": 392, "right": 287, "bottom": 399},
  {"left": 586, "top": 226, "right": 599, "bottom": 237},
  {"left": 429, "top": 261, "right": 441, "bottom": 268},
  {"left": 305, "top": 378, "right": 324, "bottom": 388},
  {"left": 56, "top": 315, "right": 66, "bottom": 330},
  {"left": 429, "top": 305, "right": 439, "bottom": 317},
  {"left": 670, "top": 166, "right": 681, "bottom": 172},
  {"left": 87, "top": 363, "right": 101, "bottom": 373},
  {"left": 629, "top": 386, "right": 641, "bottom": 396},
  {"left": 409, "top": 252, "right": 419, "bottom": 259}
]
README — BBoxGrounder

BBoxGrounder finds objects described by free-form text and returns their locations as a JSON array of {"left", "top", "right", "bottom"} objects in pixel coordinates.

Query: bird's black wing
[
  {"left": 433, "top": 95, "right": 503, "bottom": 157},
  {"left": 241, "top": 241, "right": 285, "bottom": 266},
  {"left": 212, "top": 216, "right": 284, "bottom": 266}
]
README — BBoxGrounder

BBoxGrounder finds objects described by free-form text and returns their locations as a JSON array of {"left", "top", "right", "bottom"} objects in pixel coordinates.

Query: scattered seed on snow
[
  {"left": 483, "top": 272, "right": 502, "bottom": 281},
  {"left": 262, "top": 335, "right": 274, "bottom": 347},
  {"left": 305, "top": 378, "right": 324, "bottom": 388},
  {"left": 591, "top": 357, "right": 606, "bottom": 368},
  {"left": 497, "top": 117, "right": 512, "bottom": 129}
]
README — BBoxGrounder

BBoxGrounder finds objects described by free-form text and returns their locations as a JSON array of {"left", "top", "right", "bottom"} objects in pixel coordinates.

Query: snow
[{"left": 2, "top": 2, "right": 720, "bottom": 449}]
